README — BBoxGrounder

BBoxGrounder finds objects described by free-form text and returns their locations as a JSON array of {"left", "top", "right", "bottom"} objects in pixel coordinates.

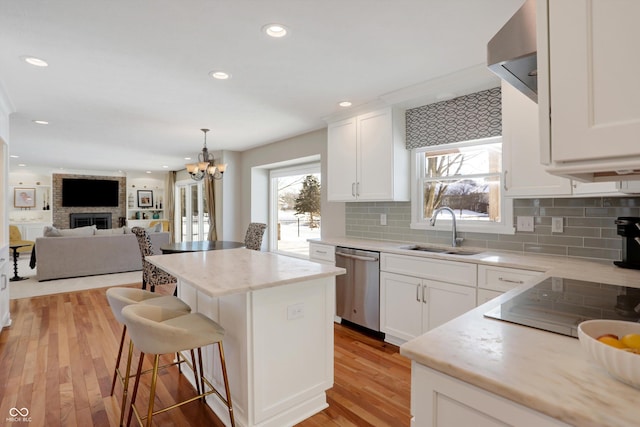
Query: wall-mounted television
[{"left": 62, "top": 178, "right": 120, "bottom": 207}]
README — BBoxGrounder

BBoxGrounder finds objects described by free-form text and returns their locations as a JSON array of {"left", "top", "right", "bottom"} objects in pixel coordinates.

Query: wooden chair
[
  {"left": 131, "top": 227, "right": 176, "bottom": 293},
  {"left": 9, "top": 225, "right": 34, "bottom": 256},
  {"left": 244, "top": 223, "right": 267, "bottom": 251}
]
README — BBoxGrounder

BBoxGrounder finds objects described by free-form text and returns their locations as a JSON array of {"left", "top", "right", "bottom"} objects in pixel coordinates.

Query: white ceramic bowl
[{"left": 578, "top": 319, "right": 640, "bottom": 389}]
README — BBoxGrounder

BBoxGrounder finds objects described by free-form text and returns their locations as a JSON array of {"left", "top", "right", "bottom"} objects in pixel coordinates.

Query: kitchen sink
[{"left": 400, "top": 245, "right": 481, "bottom": 256}]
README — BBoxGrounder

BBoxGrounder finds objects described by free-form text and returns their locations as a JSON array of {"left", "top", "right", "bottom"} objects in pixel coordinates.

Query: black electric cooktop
[{"left": 484, "top": 276, "right": 640, "bottom": 338}]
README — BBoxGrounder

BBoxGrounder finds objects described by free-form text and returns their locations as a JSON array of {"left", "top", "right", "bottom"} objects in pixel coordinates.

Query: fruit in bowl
[{"left": 578, "top": 319, "right": 640, "bottom": 388}]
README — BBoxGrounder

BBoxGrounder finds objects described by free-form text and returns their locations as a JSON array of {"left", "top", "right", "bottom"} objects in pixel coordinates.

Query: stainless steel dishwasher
[{"left": 335, "top": 246, "right": 380, "bottom": 332}]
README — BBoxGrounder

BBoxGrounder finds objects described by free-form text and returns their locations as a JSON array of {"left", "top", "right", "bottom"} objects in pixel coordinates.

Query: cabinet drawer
[
  {"left": 477, "top": 265, "right": 543, "bottom": 292},
  {"left": 381, "top": 253, "right": 476, "bottom": 287},
  {"left": 309, "top": 243, "right": 335, "bottom": 263}
]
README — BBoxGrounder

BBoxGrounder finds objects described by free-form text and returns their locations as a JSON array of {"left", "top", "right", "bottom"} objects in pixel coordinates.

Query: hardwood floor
[{"left": 0, "top": 284, "right": 411, "bottom": 426}]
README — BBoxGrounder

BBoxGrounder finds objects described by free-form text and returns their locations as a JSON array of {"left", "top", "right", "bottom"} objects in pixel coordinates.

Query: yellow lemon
[
  {"left": 621, "top": 333, "right": 640, "bottom": 349},
  {"left": 597, "top": 336, "right": 628, "bottom": 349}
]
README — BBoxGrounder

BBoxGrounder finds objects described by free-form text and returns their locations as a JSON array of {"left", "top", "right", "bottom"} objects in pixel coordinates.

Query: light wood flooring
[{"left": 0, "top": 284, "right": 411, "bottom": 426}]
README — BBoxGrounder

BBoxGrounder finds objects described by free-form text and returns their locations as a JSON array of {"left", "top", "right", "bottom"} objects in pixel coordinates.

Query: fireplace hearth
[{"left": 70, "top": 212, "right": 112, "bottom": 229}]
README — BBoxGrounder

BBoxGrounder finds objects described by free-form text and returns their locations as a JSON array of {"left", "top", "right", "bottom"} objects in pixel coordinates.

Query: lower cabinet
[
  {"left": 380, "top": 271, "right": 476, "bottom": 346},
  {"left": 411, "top": 362, "right": 569, "bottom": 427},
  {"left": 477, "top": 265, "right": 544, "bottom": 305}
]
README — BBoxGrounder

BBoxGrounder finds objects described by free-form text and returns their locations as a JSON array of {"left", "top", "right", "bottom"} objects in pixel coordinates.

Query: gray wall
[
  {"left": 238, "top": 128, "right": 345, "bottom": 245},
  {"left": 345, "top": 197, "right": 640, "bottom": 262}
]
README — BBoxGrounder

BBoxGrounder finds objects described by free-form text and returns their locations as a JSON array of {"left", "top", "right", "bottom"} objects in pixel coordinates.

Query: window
[
  {"left": 269, "top": 163, "right": 321, "bottom": 257},
  {"left": 411, "top": 137, "right": 513, "bottom": 233}
]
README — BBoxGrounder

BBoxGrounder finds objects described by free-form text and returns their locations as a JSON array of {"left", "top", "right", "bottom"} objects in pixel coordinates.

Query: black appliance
[
  {"left": 484, "top": 276, "right": 640, "bottom": 338},
  {"left": 614, "top": 217, "right": 640, "bottom": 270}
]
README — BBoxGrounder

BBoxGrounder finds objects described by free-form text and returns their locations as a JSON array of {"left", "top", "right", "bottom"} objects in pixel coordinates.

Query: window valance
[{"left": 405, "top": 87, "right": 501, "bottom": 149}]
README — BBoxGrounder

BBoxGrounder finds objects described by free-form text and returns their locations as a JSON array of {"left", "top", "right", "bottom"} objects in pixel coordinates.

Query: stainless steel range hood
[{"left": 487, "top": 0, "right": 537, "bottom": 103}]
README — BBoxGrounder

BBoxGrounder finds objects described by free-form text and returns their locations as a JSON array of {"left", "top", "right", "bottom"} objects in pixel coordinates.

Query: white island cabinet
[{"left": 146, "top": 248, "right": 345, "bottom": 427}]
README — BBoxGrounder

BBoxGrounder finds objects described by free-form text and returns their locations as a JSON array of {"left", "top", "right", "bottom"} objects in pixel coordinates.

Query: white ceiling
[{"left": 0, "top": 0, "right": 522, "bottom": 173}]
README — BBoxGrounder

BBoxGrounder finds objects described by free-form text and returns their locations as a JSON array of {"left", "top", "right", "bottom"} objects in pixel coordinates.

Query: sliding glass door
[
  {"left": 270, "top": 163, "right": 321, "bottom": 257},
  {"left": 175, "top": 180, "right": 210, "bottom": 242}
]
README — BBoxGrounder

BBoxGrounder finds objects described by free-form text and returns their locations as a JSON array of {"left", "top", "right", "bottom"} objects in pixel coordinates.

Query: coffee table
[{"left": 9, "top": 244, "right": 31, "bottom": 282}]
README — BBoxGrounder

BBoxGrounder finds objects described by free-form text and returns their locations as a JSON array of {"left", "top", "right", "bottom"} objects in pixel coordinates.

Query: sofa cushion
[
  {"left": 95, "top": 227, "right": 126, "bottom": 235},
  {"left": 44, "top": 225, "right": 97, "bottom": 237}
]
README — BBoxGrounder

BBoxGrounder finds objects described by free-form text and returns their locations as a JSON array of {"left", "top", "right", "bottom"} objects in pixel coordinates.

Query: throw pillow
[
  {"left": 145, "top": 223, "right": 162, "bottom": 233},
  {"left": 43, "top": 225, "right": 62, "bottom": 237}
]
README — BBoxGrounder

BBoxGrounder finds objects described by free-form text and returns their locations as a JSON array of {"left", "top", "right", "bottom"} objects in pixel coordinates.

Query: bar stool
[
  {"left": 106, "top": 288, "right": 191, "bottom": 427},
  {"left": 121, "top": 304, "right": 235, "bottom": 427}
]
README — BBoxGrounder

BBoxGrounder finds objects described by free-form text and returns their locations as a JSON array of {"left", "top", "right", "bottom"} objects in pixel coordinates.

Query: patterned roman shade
[{"left": 405, "top": 87, "right": 501, "bottom": 149}]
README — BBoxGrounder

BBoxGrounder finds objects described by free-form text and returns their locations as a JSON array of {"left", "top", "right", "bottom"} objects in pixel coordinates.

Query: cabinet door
[
  {"left": 327, "top": 117, "right": 358, "bottom": 201},
  {"left": 501, "top": 82, "right": 571, "bottom": 197},
  {"left": 356, "top": 108, "right": 395, "bottom": 201},
  {"left": 380, "top": 272, "right": 423, "bottom": 342},
  {"left": 424, "top": 280, "right": 476, "bottom": 331},
  {"left": 548, "top": 1, "right": 640, "bottom": 163},
  {"left": 412, "top": 362, "right": 571, "bottom": 427}
]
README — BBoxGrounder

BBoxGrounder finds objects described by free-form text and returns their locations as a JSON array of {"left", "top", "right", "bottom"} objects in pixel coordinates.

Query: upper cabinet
[
  {"left": 502, "top": 82, "right": 571, "bottom": 197},
  {"left": 327, "top": 107, "right": 409, "bottom": 202},
  {"left": 538, "top": 0, "right": 640, "bottom": 182}
]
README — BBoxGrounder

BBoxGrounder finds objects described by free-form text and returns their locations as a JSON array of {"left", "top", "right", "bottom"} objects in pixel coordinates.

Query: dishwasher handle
[{"left": 335, "top": 252, "right": 379, "bottom": 262}]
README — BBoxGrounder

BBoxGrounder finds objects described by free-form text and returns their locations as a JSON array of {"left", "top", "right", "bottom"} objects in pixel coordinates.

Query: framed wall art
[
  {"left": 137, "top": 190, "right": 153, "bottom": 208},
  {"left": 14, "top": 188, "right": 36, "bottom": 208}
]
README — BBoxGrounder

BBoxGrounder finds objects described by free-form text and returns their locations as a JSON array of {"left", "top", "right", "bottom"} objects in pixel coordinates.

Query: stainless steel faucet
[{"left": 429, "top": 206, "right": 464, "bottom": 247}]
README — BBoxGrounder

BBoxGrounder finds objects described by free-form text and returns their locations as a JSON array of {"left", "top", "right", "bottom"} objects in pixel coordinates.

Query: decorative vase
[{"left": 152, "top": 211, "right": 160, "bottom": 219}]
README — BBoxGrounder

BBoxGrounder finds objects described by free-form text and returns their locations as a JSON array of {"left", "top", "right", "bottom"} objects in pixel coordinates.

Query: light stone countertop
[
  {"left": 313, "top": 237, "right": 640, "bottom": 426},
  {"left": 313, "top": 236, "right": 640, "bottom": 288},
  {"left": 147, "top": 248, "right": 345, "bottom": 298}
]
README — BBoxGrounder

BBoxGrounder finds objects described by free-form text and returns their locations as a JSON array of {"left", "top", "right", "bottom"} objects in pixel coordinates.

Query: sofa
[{"left": 34, "top": 225, "right": 170, "bottom": 281}]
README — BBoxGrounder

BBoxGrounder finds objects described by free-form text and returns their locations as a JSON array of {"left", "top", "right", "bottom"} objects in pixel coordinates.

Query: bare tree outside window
[{"left": 419, "top": 140, "right": 502, "bottom": 222}]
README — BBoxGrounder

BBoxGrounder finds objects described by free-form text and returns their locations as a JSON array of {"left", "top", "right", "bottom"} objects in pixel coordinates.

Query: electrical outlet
[
  {"left": 287, "top": 303, "right": 304, "bottom": 320},
  {"left": 380, "top": 213, "right": 387, "bottom": 226},
  {"left": 552, "top": 277, "right": 564, "bottom": 292},
  {"left": 516, "top": 216, "right": 534, "bottom": 232},
  {"left": 551, "top": 217, "right": 564, "bottom": 233}
]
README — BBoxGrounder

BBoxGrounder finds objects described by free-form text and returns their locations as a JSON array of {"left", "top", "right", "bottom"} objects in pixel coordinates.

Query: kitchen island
[
  {"left": 146, "top": 248, "right": 345, "bottom": 427},
  {"left": 400, "top": 269, "right": 640, "bottom": 427}
]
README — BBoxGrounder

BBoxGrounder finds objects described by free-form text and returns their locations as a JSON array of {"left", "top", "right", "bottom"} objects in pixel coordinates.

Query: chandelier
[{"left": 185, "top": 128, "right": 227, "bottom": 181}]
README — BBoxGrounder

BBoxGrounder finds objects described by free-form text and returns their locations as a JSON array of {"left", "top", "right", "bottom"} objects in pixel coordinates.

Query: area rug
[{"left": 9, "top": 258, "right": 143, "bottom": 299}]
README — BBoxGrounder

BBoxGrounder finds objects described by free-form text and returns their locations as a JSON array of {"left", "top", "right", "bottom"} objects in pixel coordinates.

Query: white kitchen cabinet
[
  {"left": 327, "top": 107, "right": 409, "bottom": 202},
  {"left": 308, "top": 242, "right": 335, "bottom": 265},
  {"left": 477, "top": 265, "right": 543, "bottom": 305},
  {"left": 411, "top": 362, "right": 570, "bottom": 427},
  {"left": 538, "top": 0, "right": 640, "bottom": 181},
  {"left": 380, "top": 253, "right": 477, "bottom": 345},
  {"left": 502, "top": 82, "right": 571, "bottom": 197}
]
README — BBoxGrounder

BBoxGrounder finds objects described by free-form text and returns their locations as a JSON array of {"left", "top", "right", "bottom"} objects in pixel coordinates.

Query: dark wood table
[
  {"left": 9, "top": 244, "right": 31, "bottom": 281},
  {"left": 160, "top": 240, "right": 245, "bottom": 254}
]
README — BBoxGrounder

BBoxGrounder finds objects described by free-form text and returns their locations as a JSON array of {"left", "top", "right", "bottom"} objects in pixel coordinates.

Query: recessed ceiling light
[
  {"left": 262, "top": 23, "right": 289, "bottom": 38},
  {"left": 184, "top": 157, "right": 192, "bottom": 161},
  {"left": 10, "top": 155, "right": 19, "bottom": 158},
  {"left": 162, "top": 165, "right": 169, "bottom": 169},
  {"left": 210, "top": 71, "right": 231, "bottom": 80},
  {"left": 22, "top": 56, "right": 48, "bottom": 67},
  {"left": 33, "top": 120, "right": 49, "bottom": 125},
  {"left": 145, "top": 170, "right": 152, "bottom": 174},
  {"left": 18, "top": 163, "right": 27, "bottom": 167},
  {"left": 339, "top": 101, "right": 352, "bottom": 108}
]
